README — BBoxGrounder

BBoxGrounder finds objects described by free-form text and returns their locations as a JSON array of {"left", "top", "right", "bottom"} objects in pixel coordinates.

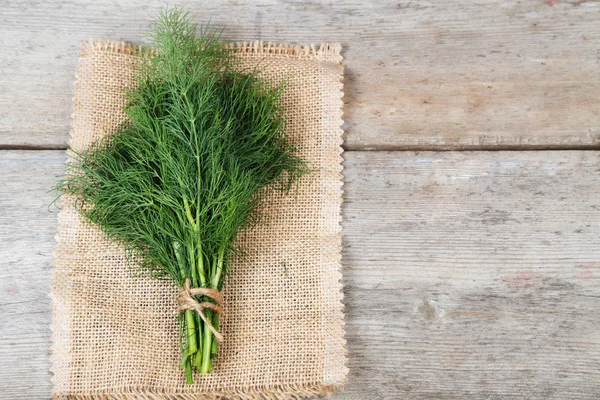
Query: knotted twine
[{"left": 176, "top": 278, "right": 224, "bottom": 342}]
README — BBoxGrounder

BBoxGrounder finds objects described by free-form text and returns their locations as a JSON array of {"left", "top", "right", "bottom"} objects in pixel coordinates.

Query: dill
[{"left": 56, "top": 7, "right": 306, "bottom": 382}]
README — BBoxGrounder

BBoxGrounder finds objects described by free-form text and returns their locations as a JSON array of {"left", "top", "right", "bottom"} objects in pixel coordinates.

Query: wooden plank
[
  {"left": 1, "top": 1, "right": 599, "bottom": 150},
  {"left": 1, "top": 150, "right": 600, "bottom": 398},
  {"left": 0, "top": 151, "right": 63, "bottom": 398},
  {"left": 341, "top": 150, "right": 600, "bottom": 399}
]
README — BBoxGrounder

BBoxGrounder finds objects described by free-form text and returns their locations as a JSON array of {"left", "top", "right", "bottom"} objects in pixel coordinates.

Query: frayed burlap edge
[
  {"left": 51, "top": 383, "right": 337, "bottom": 400},
  {"left": 84, "top": 39, "right": 343, "bottom": 62},
  {"left": 51, "top": 39, "right": 347, "bottom": 400}
]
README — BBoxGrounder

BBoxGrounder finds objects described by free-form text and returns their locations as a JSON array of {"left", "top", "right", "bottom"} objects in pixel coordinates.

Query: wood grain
[
  {"left": 0, "top": 152, "right": 62, "bottom": 398},
  {"left": 1, "top": 150, "right": 599, "bottom": 399},
  {"left": 1, "top": 0, "right": 600, "bottom": 150},
  {"left": 342, "top": 150, "right": 600, "bottom": 399}
]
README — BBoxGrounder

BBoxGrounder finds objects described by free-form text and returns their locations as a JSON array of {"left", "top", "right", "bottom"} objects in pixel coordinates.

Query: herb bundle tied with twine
[{"left": 55, "top": 8, "right": 306, "bottom": 383}]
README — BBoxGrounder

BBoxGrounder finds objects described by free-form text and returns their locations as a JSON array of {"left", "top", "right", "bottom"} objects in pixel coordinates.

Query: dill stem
[
  {"left": 183, "top": 197, "right": 196, "bottom": 229},
  {"left": 200, "top": 309, "right": 213, "bottom": 374},
  {"left": 196, "top": 232, "right": 205, "bottom": 287},
  {"left": 188, "top": 246, "right": 198, "bottom": 287},
  {"left": 185, "top": 310, "right": 198, "bottom": 355},
  {"left": 193, "top": 313, "right": 203, "bottom": 367},
  {"left": 211, "top": 313, "right": 219, "bottom": 357},
  {"left": 211, "top": 249, "right": 225, "bottom": 289},
  {"left": 172, "top": 240, "right": 186, "bottom": 281},
  {"left": 185, "top": 357, "right": 193, "bottom": 384}
]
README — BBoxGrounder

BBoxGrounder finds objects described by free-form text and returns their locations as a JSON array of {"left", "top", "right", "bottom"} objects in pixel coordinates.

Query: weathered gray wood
[
  {"left": 1, "top": 1, "right": 600, "bottom": 150},
  {"left": 1, "top": 150, "right": 599, "bottom": 399},
  {"left": 0, "top": 152, "right": 63, "bottom": 398},
  {"left": 341, "top": 151, "right": 600, "bottom": 399}
]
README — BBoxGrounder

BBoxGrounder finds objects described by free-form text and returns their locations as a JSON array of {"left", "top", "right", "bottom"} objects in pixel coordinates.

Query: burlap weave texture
[{"left": 51, "top": 40, "right": 346, "bottom": 399}]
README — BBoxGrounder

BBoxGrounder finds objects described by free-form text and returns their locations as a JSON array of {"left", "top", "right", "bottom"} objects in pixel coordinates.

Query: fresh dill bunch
[{"left": 56, "top": 8, "right": 306, "bottom": 382}]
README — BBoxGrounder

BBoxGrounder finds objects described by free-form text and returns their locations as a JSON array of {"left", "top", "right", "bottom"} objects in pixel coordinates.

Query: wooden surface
[
  {"left": 1, "top": 0, "right": 600, "bottom": 150},
  {"left": 1, "top": 151, "right": 600, "bottom": 399},
  {"left": 1, "top": 1, "right": 600, "bottom": 399}
]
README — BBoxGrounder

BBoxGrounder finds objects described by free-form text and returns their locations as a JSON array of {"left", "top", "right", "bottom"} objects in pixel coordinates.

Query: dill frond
[{"left": 56, "top": 7, "right": 306, "bottom": 381}]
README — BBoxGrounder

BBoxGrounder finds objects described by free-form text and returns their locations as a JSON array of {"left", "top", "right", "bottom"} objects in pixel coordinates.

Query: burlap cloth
[{"left": 51, "top": 40, "right": 347, "bottom": 399}]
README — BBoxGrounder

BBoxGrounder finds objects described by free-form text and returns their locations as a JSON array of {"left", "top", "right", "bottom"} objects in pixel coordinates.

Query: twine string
[{"left": 176, "top": 278, "right": 224, "bottom": 342}]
